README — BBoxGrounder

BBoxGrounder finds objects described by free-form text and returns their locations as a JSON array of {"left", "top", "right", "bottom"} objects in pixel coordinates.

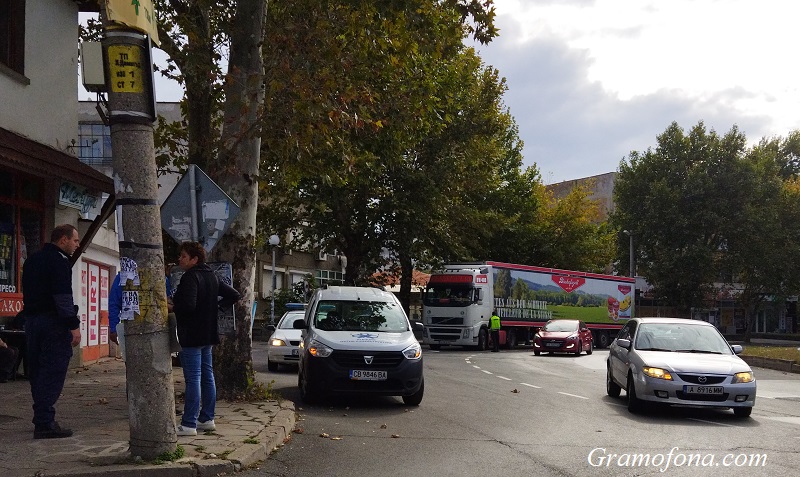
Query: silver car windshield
[
  {"left": 314, "top": 300, "right": 409, "bottom": 332},
  {"left": 278, "top": 312, "right": 304, "bottom": 329},
  {"left": 635, "top": 323, "right": 732, "bottom": 354}
]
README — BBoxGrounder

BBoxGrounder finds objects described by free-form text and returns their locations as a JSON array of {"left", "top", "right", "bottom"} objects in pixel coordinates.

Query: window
[
  {"left": 78, "top": 123, "right": 113, "bottom": 166},
  {"left": 0, "top": 0, "right": 25, "bottom": 75},
  {"left": 316, "top": 269, "right": 344, "bottom": 287}
]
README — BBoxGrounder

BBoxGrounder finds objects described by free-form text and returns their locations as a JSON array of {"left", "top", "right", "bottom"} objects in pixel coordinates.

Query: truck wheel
[
  {"left": 596, "top": 331, "right": 610, "bottom": 349},
  {"left": 476, "top": 329, "right": 488, "bottom": 351},
  {"left": 506, "top": 330, "right": 517, "bottom": 349}
]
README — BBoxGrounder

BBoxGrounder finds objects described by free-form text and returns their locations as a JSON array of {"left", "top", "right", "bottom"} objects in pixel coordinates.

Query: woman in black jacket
[{"left": 169, "top": 242, "right": 241, "bottom": 436}]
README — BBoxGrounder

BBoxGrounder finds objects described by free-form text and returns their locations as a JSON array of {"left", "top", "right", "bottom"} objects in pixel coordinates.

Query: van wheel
[
  {"left": 476, "top": 329, "right": 488, "bottom": 351},
  {"left": 733, "top": 407, "right": 752, "bottom": 418},
  {"left": 299, "top": 371, "right": 318, "bottom": 405},
  {"left": 402, "top": 379, "right": 424, "bottom": 406}
]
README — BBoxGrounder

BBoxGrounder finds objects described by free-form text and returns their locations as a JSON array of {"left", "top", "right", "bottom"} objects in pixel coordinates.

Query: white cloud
[{"left": 475, "top": 0, "right": 800, "bottom": 183}]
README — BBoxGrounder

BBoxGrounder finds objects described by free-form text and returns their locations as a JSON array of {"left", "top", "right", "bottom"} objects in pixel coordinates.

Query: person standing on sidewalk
[
  {"left": 169, "top": 242, "right": 240, "bottom": 436},
  {"left": 490, "top": 310, "right": 501, "bottom": 352},
  {"left": 22, "top": 224, "right": 82, "bottom": 439}
]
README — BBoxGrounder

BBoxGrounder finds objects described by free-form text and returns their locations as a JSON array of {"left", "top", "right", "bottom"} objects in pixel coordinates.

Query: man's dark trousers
[
  {"left": 25, "top": 314, "right": 73, "bottom": 428},
  {"left": 491, "top": 330, "right": 500, "bottom": 352}
]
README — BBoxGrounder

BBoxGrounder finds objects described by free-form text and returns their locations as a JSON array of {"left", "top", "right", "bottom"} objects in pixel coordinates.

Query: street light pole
[
  {"left": 269, "top": 234, "right": 280, "bottom": 324},
  {"left": 623, "top": 230, "right": 635, "bottom": 278}
]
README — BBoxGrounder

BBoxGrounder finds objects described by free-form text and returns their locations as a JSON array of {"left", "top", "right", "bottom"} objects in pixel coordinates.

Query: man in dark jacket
[
  {"left": 168, "top": 241, "right": 240, "bottom": 436},
  {"left": 22, "top": 224, "right": 82, "bottom": 439}
]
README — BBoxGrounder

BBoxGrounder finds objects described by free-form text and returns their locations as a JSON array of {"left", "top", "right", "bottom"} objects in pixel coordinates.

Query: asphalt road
[{"left": 243, "top": 342, "right": 800, "bottom": 476}]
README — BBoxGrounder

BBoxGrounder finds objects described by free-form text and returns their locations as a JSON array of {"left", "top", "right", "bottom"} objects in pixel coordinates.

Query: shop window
[
  {"left": 0, "top": 174, "right": 12, "bottom": 198},
  {"left": 0, "top": 0, "right": 25, "bottom": 75},
  {"left": 0, "top": 204, "right": 16, "bottom": 292},
  {"left": 19, "top": 208, "right": 40, "bottom": 268}
]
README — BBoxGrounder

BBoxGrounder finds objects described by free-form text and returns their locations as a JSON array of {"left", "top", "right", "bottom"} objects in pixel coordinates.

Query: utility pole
[{"left": 100, "top": 2, "right": 176, "bottom": 459}]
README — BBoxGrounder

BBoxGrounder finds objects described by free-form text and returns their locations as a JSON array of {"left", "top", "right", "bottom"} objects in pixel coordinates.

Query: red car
[{"left": 533, "top": 319, "right": 593, "bottom": 356}]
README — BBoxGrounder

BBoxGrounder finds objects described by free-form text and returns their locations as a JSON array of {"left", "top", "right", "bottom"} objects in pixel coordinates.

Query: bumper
[
  {"left": 267, "top": 346, "right": 300, "bottom": 365},
  {"left": 304, "top": 352, "right": 423, "bottom": 397},
  {"left": 632, "top": 373, "right": 757, "bottom": 409},
  {"left": 534, "top": 340, "right": 581, "bottom": 353}
]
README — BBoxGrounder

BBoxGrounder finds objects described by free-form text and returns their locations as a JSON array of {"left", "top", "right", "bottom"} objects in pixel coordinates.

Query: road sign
[{"left": 161, "top": 165, "right": 240, "bottom": 253}]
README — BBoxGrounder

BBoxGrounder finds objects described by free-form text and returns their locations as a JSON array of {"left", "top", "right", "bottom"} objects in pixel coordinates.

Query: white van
[{"left": 293, "top": 286, "right": 424, "bottom": 405}]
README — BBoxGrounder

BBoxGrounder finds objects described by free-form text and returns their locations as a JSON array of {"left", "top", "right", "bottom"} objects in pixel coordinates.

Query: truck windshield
[{"left": 423, "top": 285, "right": 475, "bottom": 307}]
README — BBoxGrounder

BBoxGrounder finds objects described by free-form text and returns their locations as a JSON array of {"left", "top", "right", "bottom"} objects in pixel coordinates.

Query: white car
[{"left": 266, "top": 310, "right": 305, "bottom": 371}]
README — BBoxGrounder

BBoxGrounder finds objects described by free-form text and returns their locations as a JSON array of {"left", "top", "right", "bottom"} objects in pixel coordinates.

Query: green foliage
[
  {"left": 613, "top": 121, "right": 800, "bottom": 324},
  {"left": 153, "top": 445, "right": 185, "bottom": 465}
]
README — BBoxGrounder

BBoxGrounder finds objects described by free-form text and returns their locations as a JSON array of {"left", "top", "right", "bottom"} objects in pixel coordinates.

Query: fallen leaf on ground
[
  {"left": 380, "top": 424, "right": 387, "bottom": 429},
  {"left": 391, "top": 434, "right": 400, "bottom": 438},
  {"left": 320, "top": 433, "right": 330, "bottom": 438},
  {"left": 331, "top": 436, "right": 343, "bottom": 440},
  {"left": 511, "top": 389, "right": 519, "bottom": 393}
]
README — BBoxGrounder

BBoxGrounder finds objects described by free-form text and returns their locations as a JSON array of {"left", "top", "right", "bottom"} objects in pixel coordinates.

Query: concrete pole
[{"left": 101, "top": 26, "right": 177, "bottom": 458}]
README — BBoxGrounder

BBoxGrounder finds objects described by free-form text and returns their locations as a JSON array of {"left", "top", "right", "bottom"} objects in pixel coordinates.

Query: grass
[{"left": 739, "top": 345, "right": 800, "bottom": 365}]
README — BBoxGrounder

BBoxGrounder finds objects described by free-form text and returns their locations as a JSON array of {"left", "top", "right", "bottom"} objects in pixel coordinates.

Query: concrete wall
[{"left": 0, "top": 0, "right": 79, "bottom": 150}]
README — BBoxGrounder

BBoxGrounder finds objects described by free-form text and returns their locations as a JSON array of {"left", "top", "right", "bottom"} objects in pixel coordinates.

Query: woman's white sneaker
[
  {"left": 196, "top": 419, "right": 216, "bottom": 431},
  {"left": 176, "top": 425, "right": 197, "bottom": 436}
]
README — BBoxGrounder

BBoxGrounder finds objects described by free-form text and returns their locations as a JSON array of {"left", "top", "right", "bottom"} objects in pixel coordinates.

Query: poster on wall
[
  {"left": 80, "top": 267, "right": 88, "bottom": 347},
  {"left": 88, "top": 263, "right": 99, "bottom": 346}
]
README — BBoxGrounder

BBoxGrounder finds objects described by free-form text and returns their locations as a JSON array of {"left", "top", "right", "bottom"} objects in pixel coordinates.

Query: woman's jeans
[{"left": 179, "top": 345, "right": 216, "bottom": 428}]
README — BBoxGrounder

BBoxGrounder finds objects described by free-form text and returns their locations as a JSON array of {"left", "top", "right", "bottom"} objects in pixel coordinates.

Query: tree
[{"left": 613, "top": 121, "right": 800, "bottom": 336}]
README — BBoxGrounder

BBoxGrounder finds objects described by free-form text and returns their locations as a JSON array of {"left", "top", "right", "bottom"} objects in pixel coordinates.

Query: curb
[{"left": 740, "top": 355, "right": 800, "bottom": 374}]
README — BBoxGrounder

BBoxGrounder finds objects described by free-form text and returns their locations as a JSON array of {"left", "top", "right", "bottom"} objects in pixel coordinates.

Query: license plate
[
  {"left": 684, "top": 385, "right": 724, "bottom": 395},
  {"left": 350, "top": 370, "right": 387, "bottom": 381},
  {"left": 545, "top": 342, "right": 561, "bottom": 348},
  {"left": 291, "top": 349, "right": 299, "bottom": 356}
]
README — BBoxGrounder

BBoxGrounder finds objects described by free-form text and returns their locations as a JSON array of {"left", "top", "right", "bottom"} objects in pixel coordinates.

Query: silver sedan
[{"left": 607, "top": 317, "right": 756, "bottom": 417}]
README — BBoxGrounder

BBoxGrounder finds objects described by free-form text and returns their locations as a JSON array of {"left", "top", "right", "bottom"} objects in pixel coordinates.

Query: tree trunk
[
  {"left": 209, "top": 0, "right": 267, "bottom": 399},
  {"left": 398, "top": 252, "right": 413, "bottom": 316}
]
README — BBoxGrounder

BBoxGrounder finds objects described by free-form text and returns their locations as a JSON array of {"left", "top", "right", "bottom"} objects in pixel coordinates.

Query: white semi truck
[{"left": 421, "top": 262, "right": 635, "bottom": 350}]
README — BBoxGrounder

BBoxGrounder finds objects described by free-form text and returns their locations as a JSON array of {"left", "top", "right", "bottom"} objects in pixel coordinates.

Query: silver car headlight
[
  {"left": 308, "top": 340, "right": 333, "bottom": 358},
  {"left": 732, "top": 371, "right": 754, "bottom": 383},
  {"left": 402, "top": 343, "right": 422, "bottom": 360},
  {"left": 271, "top": 338, "right": 286, "bottom": 347},
  {"left": 642, "top": 366, "right": 673, "bottom": 380}
]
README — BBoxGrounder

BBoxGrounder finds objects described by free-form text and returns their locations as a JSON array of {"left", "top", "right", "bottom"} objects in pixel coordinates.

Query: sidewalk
[{"left": 0, "top": 358, "right": 296, "bottom": 477}]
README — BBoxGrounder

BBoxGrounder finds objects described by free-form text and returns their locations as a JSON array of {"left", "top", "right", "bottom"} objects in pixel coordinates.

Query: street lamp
[
  {"left": 623, "top": 230, "right": 634, "bottom": 278},
  {"left": 269, "top": 234, "right": 280, "bottom": 324}
]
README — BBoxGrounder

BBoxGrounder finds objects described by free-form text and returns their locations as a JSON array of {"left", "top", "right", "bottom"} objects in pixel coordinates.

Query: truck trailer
[{"left": 421, "top": 262, "right": 635, "bottom": 350}]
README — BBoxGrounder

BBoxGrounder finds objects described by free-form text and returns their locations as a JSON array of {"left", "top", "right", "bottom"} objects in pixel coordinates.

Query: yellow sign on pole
[
  {"left": 108, "top": 45, "right": 145, "bottom": 93},
  {"left": 105, "top": 0, "right": 160, "bottom": 46}
]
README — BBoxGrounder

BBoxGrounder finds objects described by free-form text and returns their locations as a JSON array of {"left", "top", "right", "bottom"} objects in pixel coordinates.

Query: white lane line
[
  {"left": 482, "top": 370, "right": 493, "bottom": 375},
  {"left": 558, "top": 392, "right": 589, "bottom": 400},
  {"left": 496, "top": 376, "right": 512, "bottom": 381},
  {"left": 520, "top": 383, "right": 541, "bottom": 389},
  {"left": 686, "top": 418, "right": 740, "bottom": 428},
  {"left": 472, "top": 365, "right": 481, "bottom": 369}
]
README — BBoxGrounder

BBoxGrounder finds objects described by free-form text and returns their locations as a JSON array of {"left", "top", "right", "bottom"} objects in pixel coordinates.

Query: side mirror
[
  {"left": 293, "top": 318, "right": 308, "bottom": 330},
  {"left": 616, "top": 338, "right": 631, "bottom": 350},
  {"left": 266, "top": 324, "right": 276, "bottom": 332},
  {"left": 731, "top": 344, "right": 743, "bottom": 355},
  {"left": 412, "top": 321, "right": 424, "bottom": 332}
]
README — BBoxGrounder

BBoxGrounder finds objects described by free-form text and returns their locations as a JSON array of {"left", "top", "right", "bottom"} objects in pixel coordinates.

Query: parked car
[
  {"left": 533, "top": 319, "right": 594, "bottom": 356},
  {"left": 294, "top": 286, "right": 424, "bottom": 405},
  {"left": 607, "top": 317, "right": 756, "bottom": 417},
  {"left": 266, "top": 310, "right": 305, "bottom": 371}
]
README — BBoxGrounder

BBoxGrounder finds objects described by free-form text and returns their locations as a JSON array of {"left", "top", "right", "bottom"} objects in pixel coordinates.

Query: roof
[
  {"left": 634, "top": 317, "right": 714, "bottom": 326},
  {"left": 318, "top": 286, "right": 397, "bottom": 302}
]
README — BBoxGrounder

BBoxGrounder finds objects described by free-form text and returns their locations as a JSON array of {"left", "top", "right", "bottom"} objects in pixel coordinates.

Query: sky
[
  {"left": 81, "top": 1, "right": 800, "bottom": 184},
  {"left": 470, "top": 0, "right": 800, "bottom": 183}
]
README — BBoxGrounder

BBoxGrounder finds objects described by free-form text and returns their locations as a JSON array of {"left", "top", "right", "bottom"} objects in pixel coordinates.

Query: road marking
[
  {"left": 496, "top": 376, "right": 512, "bottom": 381},
  {"left": 558, "top": 392, "right": 589, "bottom": 400},
  {"left": 766, "top": 416, "right": 800, "bottom": 425},
  {"left": 686, "top": 418, "right": 740, "bottom": 428},
  {"left": 473, "top": 365, "right": 481, "bottom": 369},
  {"left": 521, "top": 383, "right": 541, "bottom": 389},
  {"left": 482, "top": 370, "right": 493, "bottom": 375}
]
